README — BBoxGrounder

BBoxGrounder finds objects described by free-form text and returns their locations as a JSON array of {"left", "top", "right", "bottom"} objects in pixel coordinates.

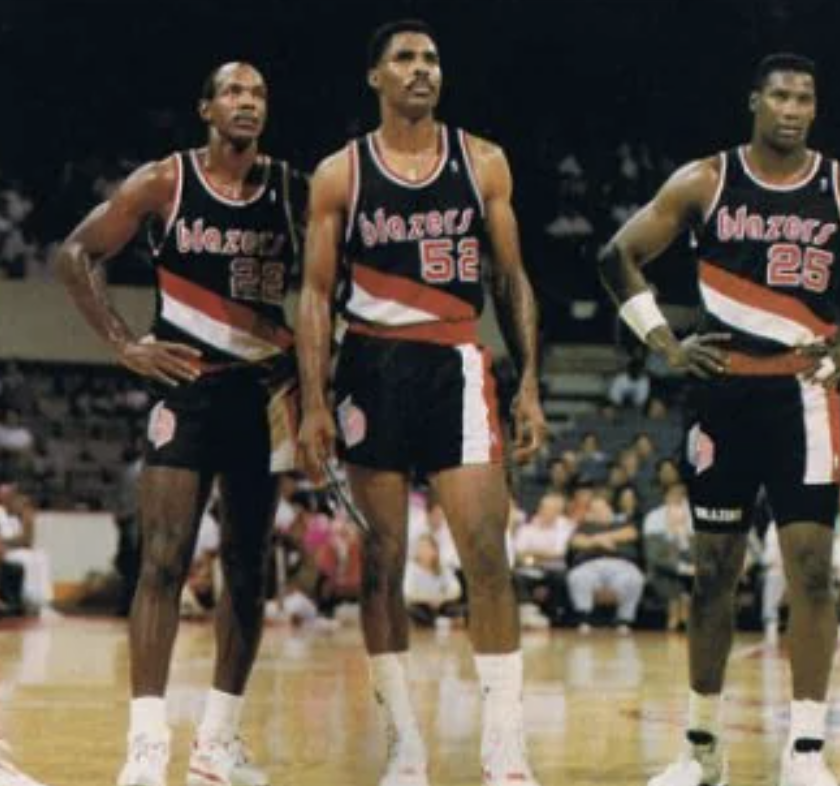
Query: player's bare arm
[
  {"left": 469, "top": 134, "right": 547, "bottom": 463},
  {"left": 598, "top": 157, "right": 730, "bottom": 378},
  {"left": 56, "top": 157, "right": 201, "bottom": 386},
  {"left": 295, "top": 148, "right": 350, "bottom": 478}
]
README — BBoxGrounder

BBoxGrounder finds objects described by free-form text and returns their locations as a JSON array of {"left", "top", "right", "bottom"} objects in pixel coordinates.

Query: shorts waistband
[
  {"left": 726, "top": 350, "right": 817, "bottom": 377},
  {"left": 346, "top": 320, "right": 479, "bottom": 346}
]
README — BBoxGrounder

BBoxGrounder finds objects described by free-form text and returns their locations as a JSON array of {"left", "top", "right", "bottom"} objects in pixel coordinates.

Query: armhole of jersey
[
  {"left": 152, "top": 153, "right": 183, "bottom": 257},
  {"left": 458, "top": 129, "right": 486, "bottom": 218},
  {"left": 344, "top": 140, "right": 361, "bottom": 244},
  {"left": 832, "top": 160, "right": 840, "bottom": 217},
  {"left": 701, "top": 151, "right": 727, "bottom": 225},
  {"left": 279, "top": 160, "right": 300, "bottom": 260}
]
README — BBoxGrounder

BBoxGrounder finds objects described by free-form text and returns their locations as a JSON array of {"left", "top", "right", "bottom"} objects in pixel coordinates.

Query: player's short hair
[
  {"left": 200, "top": 62, "right": 263, "bottom": 101},
  {"left": 367, "top": 19, "right": 437, "bottom": 68},
  {"left": 753, "top": 53, "right": 816, "bottom": 90}
]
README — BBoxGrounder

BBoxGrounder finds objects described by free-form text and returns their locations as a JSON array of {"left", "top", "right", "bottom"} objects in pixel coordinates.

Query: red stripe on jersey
[
  {"left": 159, "top": 268, "right": 294, "bottom": 350},
  {"left": 481, "top": 348, "right": 504, "bottom": 463},
  {"left": 347, "top": 319, "right": 478, "bottom": 346},
  {"left": 352, "top": 264, "right": 476, "bottom": 322},
  {"left": 700, "top": 261, "right": 837, "bottom": 338}
]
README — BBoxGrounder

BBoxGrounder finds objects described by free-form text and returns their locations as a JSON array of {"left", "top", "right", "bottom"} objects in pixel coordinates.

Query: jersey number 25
[{"left": 767, "top": 244, "right": 834, "bottom": 294}]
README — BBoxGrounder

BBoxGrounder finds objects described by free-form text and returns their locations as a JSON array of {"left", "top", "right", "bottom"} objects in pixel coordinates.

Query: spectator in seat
[
  {"left": 0, "top": 483, "right": 57, "bottom": 617},
  {"left": 608, "top": 355, "right": 651, "bottom": 410},
  {"left": 404, "top": 534, "right": 464, "bottom": 629},
  {"left": 643, "top": 483, "right": 694, "bottom": 631},
  {"left": 513, "top": 493, "right": 576, "bottom": 625},
  {"left": 567, "top": 495, "right": 645, "bottom": 634}
]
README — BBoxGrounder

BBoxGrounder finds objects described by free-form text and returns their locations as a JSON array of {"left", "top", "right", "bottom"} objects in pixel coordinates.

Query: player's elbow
[
  {"left": 596, "top": 241, "right": 624, "bottom": 280},
  {"left": 53, "top": 239, "right": 84, "bottom": 284}
]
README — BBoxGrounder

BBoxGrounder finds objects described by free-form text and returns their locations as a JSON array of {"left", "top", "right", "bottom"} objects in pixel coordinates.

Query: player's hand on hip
[
  {"left": 798, "top": 340, "right": 840, "bottom": 388},
  {"left": 665, "top": 332, "right": 731, "bottom": 378},
  {"left": 298, "top": 406, "right": 337, "bottom": 482},
  {"left": 511, "top": 385, "right": 548, "bottom": 464},
  {"left": 117, "top": 339, "right": 202, "bottom": 386}
]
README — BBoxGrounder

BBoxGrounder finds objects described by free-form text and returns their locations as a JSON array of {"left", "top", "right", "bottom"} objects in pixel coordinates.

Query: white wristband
[{"left": 618, "top": 290, "right": 668, "bottom": 342}]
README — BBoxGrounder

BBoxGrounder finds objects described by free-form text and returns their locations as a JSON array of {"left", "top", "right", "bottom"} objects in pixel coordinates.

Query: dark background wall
[{"left": 3, "top": 0, "right": 839, "bottom": 340}]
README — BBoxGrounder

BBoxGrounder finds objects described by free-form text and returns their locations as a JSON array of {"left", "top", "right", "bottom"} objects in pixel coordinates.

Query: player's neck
[
  {"left": 745, "top": 140, "right": 813, "bottom": 184},
  {"left": 203, "top": 138, "right": 260, "bottom": 183},
  {"left": 376, "top": 113, "right": 439, "bottom": 153}
]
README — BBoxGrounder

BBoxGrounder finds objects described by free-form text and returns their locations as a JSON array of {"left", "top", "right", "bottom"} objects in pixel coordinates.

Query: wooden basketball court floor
[{"left": 0, "top": 617, "right": 836, "bottom": 785}]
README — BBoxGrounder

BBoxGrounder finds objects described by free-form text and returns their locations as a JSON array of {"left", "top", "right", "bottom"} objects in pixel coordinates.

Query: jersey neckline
[
  {"left": 367, "top": 125, "right": 449, "bottom": 190},
  {"left": 737, "top": 145, "right": 822, "bottom": 192},
  {"left": 188, "top": 149, "right": 270, "bottom": 206}
]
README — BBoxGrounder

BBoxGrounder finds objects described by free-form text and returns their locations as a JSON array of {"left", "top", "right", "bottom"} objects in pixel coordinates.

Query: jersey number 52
[{"left": 420, "top": 238, "right": 480, "bottom": 284}]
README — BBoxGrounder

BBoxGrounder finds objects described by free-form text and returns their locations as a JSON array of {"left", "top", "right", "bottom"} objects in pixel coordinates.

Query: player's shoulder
[
  {"left": 659, "top": 153, "right": 723, "bottom": 204},
  {"left": 309, "top": 144, "right": 354, "bottom": 207},
  {"left": 122, "top": 153, "right": 181, "bottom": 202},
  {"left": 313, "top": 144, "right": 353, "bottom": 180},
  {"left": 459, "top": 129, "right": 506, "bottom": 165}
]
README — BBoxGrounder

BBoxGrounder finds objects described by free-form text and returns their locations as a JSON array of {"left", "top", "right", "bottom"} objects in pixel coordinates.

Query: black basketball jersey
[
  {"left": 694, "top": 146, "right": 840, "bottom": 354},
  {"left": 343, "top": 125, "right": 488, "bottom": 331},
  {"left": 149, "top": 149, "right": 305, "bottom": 365}
]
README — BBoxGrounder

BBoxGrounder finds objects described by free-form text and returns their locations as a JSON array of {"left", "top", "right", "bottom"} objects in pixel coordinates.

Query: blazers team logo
[
  {"left": 687, "top": 423, "right": 715, "bottom": 475},
  {"left": 148, "top": 402, "right": 177, "bottom": 450},
  {"left": 337, "top": 396, "right": 367, "bottom": 448}
]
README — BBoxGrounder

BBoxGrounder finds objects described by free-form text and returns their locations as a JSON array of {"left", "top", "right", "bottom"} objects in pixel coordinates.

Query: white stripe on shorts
[
  {"left": 800, "top": 378, "right": 835, "bottom": 484},
  {"left": 458, "top": 345, "right": 492, "bottom": 464}
]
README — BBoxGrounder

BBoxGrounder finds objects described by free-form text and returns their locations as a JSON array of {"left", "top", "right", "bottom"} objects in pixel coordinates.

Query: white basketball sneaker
[
  {"left": 187, "top": 735, "right": 268, "bottom": 786},
  {"left": 117, "top": 732, "right": 171, "bottom": 786},
  {"left": 647, "top": 736, "right": 728, "bottom": 786},
  {"left": 378, "top": 726, "right": 429, "bottom": 786},
  {"left": 481, "top": 725, "right": 541, "bottom": 786},
  {"left": 0, "top": 742, "right": 49, "bottom": 786},
  {"left": 780, "top": 743, "right": 838, "bottom": 786}
]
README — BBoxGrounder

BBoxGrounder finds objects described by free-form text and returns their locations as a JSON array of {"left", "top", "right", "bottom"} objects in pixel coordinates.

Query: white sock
[
  {"left": 198, "top": 689, "right": 244, "bottom": 740},
  {"left": 129, "top": 696, "right": 169, "bottom": 739},
  {"left": 369, "top": 652, "right": 422, "bottom": 742},
  {"left": 474, "top": 651, "right": 524, "bottom": 731},
  {"left": 688, "top": 690, "right": 722, "bottom": 739},
  {"left": 789, "top": 700, "right": 827, "bottom": 742}
]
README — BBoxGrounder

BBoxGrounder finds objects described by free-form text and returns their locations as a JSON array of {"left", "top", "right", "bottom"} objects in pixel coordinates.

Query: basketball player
[
  {"left": 599, "top": 53, "right": 840, "bottom": 786},
  {"left": 297, "top": 20, "right": 547, "bottom": 786},
  {"left": 56, "top": 62, "right": 305, "bottom": 786},
  {"left": 0, "top": 741, "right": 48, "bottom": 786}
]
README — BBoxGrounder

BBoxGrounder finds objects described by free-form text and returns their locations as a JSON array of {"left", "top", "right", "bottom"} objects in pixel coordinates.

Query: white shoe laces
[{"left": 128, "top": 736, "right": 169, "bottom": 769}]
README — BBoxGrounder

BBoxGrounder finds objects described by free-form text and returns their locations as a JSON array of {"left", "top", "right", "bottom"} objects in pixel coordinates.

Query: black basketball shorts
[
  {"left": 144, "top": 364, "right": 298, "bottom": 474},
  {"left": 684, "top": 376, "right": 840, "bottom": 532},
  {"left": 333, "top": 332, "right": 504, "bottom": 474}
]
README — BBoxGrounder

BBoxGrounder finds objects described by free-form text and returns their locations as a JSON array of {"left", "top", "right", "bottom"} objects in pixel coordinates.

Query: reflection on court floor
[{"left": 0, "top": 618, "right": 834, "bottom": 785}]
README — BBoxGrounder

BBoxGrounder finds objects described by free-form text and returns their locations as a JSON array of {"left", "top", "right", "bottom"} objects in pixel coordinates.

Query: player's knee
[
  {"left": 788, "top": 544, "right": 834, "bottom": 602},
  {"left": 692, "top": 550, "right": 740, "bottom": 601},
  {"left": 138, "top": 557, "right": 187, "bottom": 595},
  {"left": 361, "top": 535, "right": 405, "bottom": 596},
  {"left": 462, "top": 532, "right": 510, "bottom": 594}
]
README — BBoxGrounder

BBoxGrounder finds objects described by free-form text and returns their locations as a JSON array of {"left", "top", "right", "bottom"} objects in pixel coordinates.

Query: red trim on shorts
[
  {"left": 159, "top": 268, "right": 294, "bottom": 350},
  {"left": 352, "top": 263, "right": 476, "bottom": 321},
  {"left": 700, "top": 261, "right": 837, "bottom": 339},
  {"left": 828, "top": 387, "right": 840, "bottom": 482},
  {"left": 347, "top": 319, "right": 478, "bottom": 346},
  {"left": 481, "top": 348, "right": 504, "bottom": 463}
]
